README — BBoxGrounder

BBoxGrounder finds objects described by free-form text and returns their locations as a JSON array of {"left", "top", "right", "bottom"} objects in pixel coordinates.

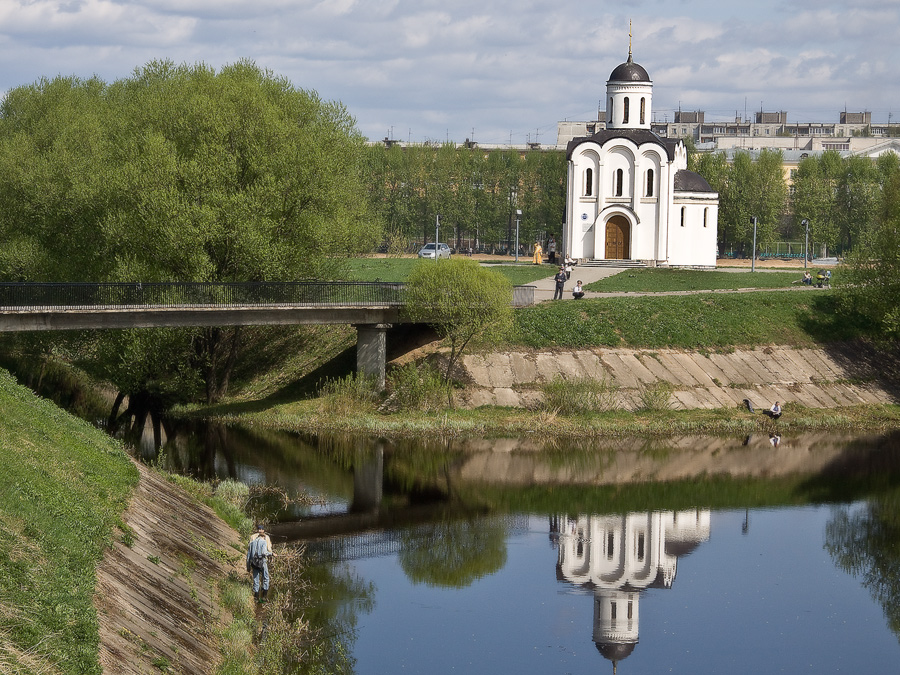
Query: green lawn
[
  {"left": 0, "top": 370, "right": 138, "bottom": 674},
  {"left": 584, "top": 268, "right": 834, "bottom": 292},
  {"left": 343, "top": 257, "right": 553, "bottom": 285},
  {"left": 511, "top": 289, "right": 867, "bottom": 349}
]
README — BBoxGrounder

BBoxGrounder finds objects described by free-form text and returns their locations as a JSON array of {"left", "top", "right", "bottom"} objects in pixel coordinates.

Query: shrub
[
  {"left": 387, "top": 362, "right": 450, "bottom": 412},
  {"left": 318, "top": 373, "right": 379, "bottom": 414},
  {"left": 540, "top": 375, "right": 619, "bottom": 414},
  {"left": 636, "top": 381, "right": 675, "bottom": 412}
]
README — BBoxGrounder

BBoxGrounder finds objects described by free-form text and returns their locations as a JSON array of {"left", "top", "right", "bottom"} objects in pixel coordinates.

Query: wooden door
[{"left": 604, "top": 217, "right": 630, "bottom": 259}]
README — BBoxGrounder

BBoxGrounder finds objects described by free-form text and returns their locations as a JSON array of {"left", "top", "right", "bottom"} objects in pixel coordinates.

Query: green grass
[
  {"left": 512, "top": 289, "right": 866, "bottom": 349},
  {"left": 584, "top": 268, "right": 834, "bottom": 292},
  {"left": 343, "top": 257, "right": 554, "bottom": 285},
  {"left": 0, "top": 369, "right": 139, "bottom": 674}
]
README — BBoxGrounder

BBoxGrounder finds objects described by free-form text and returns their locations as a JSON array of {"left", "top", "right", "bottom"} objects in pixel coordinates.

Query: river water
[{"left": 150, "top": 423, "right": 900, "bottom": 674}]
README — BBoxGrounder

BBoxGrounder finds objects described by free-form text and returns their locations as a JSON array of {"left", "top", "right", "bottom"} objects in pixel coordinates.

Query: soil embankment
[
  {"left": 458, "top": 343, "right": 900, "bottom": 409},
  {"left": 94, "top": 461, "right": 244, "bottom": 675}
]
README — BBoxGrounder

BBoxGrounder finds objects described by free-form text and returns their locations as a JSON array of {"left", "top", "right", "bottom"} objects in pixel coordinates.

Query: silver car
[{"left": 417, "top": 243, "right": 451, "bottom": 259}]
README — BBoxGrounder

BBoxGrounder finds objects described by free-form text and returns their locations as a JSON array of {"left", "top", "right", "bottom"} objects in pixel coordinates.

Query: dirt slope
[{"left": 94, "top": 461, "right": 244, "bottom": 675}]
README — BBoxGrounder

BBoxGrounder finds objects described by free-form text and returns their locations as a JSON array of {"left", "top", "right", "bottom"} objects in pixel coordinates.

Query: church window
[
  {"left": 607, "top": 531, "right": 614, "bottom": 559},
  {"left": 646, "top": 169, "right": 654, "bottom": 197},
  {"left": 609, "top": 98, "right": 614, "bottom": 123},
  {"left": 703, "top": 207, "right": 709, "bottom": 227},
  {"left": 623, "top": 97, "right": 630, "bottom": 124},
  {"left": 640, "top": 97, "right": 646, "bottom": 125},
  {"left": 615, "top": 169, "right": 624, "bottom": 197},
  {"left": 585, "top": 168, "right": 593, "bottom": 196},
  {"left": 681, "top": 206, "right": 686, "bottom": 227},
  {"left": 637, "top": 532, "right": 645, "bottom": 562},
  {"left": 627, "top": 602, "right": 634, "bottom": 621},
  {"left": 610, "top": 602, "right": 617, "bottom": 620}
]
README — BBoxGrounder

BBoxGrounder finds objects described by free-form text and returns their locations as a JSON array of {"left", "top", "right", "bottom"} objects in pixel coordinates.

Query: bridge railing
[{"left": 0, "top": 281, "right": 406, "bottom": 310}]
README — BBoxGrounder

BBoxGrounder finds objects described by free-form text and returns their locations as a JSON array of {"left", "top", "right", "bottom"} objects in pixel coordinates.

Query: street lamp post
[
  {"left": 515, "top": 210, "right": 522, "bottom": 263},
  {"left": 801, "top": 218, "right": 809, "bottom": 269},
  {"left": 435, "top": 214, "right": 441, "bottom": 261},
  {"left": 751, "top": 216, "right": 758, "bottom": 273}
]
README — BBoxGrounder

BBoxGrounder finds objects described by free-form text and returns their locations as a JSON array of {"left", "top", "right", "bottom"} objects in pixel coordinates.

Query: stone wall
[{"left": 458, "top": 346, "right": 897, "bottom": 410}]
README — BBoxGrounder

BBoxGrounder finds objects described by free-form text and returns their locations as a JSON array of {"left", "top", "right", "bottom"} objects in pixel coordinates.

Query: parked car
[{"left": 417, "top": 243, "right": 451, "bottom": 259}]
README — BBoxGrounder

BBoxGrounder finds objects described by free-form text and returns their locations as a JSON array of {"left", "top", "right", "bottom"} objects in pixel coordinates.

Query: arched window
[
  {"left": 681, "top": 206, "right": 686, "bottom": 227},
  {"left": 615, "top": 169, "right": 624, "bottom": 197},
  {"left": 623, "top": 97, "right": 630, "bottom": 124},
  {"left": 703, "top": 207, "right": 708, "bottom": 227},
  {"left": 585, "top": 168, "right": 593, "bottom": 196},
  {"left": 640, "top": 98, "right": 646, "bottom": 125},
  {"left": 609, "top": 98, "right": 614, "bottom": 124},
  {"left": 646, "top": 169, "right": 654, "bottom": 197}
]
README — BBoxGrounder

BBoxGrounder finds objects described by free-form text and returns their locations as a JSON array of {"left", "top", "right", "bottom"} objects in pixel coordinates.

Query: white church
[{"left": 564, "top": 47, "right": 719, "bottom": 267}]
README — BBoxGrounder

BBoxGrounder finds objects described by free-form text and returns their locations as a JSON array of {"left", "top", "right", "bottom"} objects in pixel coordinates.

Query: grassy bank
[
  {"left": 0, "top": 369, "right": 138, "bottom": 674},
  {"left": 208, "top": 397, "right": 900, "bottom": 440},
  {"left": 344, "top": 256, "right": 554, "bottom": 285},
  {"left": 512, "top": 290, "right": 870, "bottom": 348}
]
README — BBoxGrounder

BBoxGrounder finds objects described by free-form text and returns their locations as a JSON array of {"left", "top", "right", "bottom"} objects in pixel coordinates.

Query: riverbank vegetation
[
  {"left": 0, "top": 370, "right": 138, "bottom": 674},
  {"left": 583, "top": 267, "right": 834, "bottom": 292}
]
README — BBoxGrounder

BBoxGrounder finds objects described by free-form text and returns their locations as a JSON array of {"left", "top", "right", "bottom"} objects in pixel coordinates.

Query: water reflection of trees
[
  {"left": 289, "top": 558, "right": 375, "bottom": 675},
  {"left": 398, "top": 517, "right": 508, "bottom": 588},
  {"left": 825, "top": 492, "right": 900, "bottom": 641}
]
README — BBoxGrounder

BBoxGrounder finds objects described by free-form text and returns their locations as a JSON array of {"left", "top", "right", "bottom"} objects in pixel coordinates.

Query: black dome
[
  {"left": 609, "top": 55, "right": 650, "bottom": 82},
  {"left": 674, "top": 169, "right": 715, "bottom": 193}
]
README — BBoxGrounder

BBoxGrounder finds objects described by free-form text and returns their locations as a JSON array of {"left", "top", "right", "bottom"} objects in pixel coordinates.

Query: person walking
[
  {"left": 553, "top": 266, "right": 567, "bottom": 300},
  {"left": 246, "top": 524, "right": 276, "bottom": 603}
]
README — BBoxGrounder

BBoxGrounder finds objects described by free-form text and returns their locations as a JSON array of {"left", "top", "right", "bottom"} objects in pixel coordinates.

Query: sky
[{"left": 1, "top": 0, "right": 898, "bottom": 146}]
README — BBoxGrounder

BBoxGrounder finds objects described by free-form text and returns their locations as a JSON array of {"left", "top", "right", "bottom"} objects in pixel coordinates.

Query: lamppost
[
  {"left": 515, "top": 210, "right": 522, "bottom": 263},
  {"left": 435, "top": 214, "right": 441, "bottom": 261},
  {"left": 750, "top": 216, "right": 758, "bottom": 272},
  {"left": 801, "top": 218, "right": 809, "bottom": 269}
]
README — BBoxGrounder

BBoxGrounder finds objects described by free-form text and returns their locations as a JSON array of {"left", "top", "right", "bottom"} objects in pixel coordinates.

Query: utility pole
[{"left": 751, "top": 216, "right": 758, "bottom": 272}]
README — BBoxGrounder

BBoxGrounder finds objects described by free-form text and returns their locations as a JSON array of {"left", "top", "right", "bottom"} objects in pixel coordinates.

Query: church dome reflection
[{"left": 552, "top": 510, "right": 711, "bottom": 669}]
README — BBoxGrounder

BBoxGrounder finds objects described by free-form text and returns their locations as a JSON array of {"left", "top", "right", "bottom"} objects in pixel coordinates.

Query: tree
[
  {"left": 402, "top": 258, "right": 512, "bottom": 401},
  {"left": 0, "top": 60, "right": 378, "bottom": 406},
  {"left": 837, "top": 169, "right": 900, "bottom": 340}
]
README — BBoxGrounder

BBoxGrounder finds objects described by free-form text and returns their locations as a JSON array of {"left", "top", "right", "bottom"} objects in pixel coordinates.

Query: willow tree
[
  {"left": 402, "top": 258, "right": 512, "bottom": 402},
  {"left": 0, "top": 60, "right": 378, "bottom": 411}
]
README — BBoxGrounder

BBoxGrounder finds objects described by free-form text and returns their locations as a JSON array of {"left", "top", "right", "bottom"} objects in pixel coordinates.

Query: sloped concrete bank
[
  {"left": 458, "top": 344, "right": 900, "bottom": 410},
  {"left": 94, "top": 461, "right": 244, "bottom": 675}
]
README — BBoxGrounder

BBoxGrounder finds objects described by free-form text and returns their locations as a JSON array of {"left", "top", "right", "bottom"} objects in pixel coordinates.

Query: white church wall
[{"left": 668, "top": 198, "right": 718, "bottom": 267}]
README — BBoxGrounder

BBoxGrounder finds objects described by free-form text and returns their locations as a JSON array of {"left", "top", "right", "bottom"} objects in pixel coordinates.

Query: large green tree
[{"left": 0, "top": 60, "right": 378, "bottom": 416}]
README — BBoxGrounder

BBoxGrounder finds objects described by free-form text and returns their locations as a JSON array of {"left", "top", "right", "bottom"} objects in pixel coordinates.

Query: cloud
[{"left": 0, "top": 0, "right": 895, "bottom": 142}]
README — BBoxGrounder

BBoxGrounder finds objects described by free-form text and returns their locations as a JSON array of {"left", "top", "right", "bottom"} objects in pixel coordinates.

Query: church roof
[
  {"left": 566, "top": 129, "right": 677, "bottom": 160},
  {"left": 608, "top": 54, "right": 651, "bottom": 83},
  {"left": 674, "top": 169, "right": 715, "bottom": 193}
]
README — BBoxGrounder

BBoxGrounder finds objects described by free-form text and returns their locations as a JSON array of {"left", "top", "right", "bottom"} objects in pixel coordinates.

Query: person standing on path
[
  {"left": 547, "top": 236, "right": 557, "bottom": 264},
  {"left": 553, "top": 266, "right": 568, "bottom": 300},
  {"left": 247, "top": 524, "right": 276, "bottom": 602},
  {"left": 532, "top": 241, "right": 543, "bottom": 265}
]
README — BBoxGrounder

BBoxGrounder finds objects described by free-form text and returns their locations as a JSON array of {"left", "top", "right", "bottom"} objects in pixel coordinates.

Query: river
[{"left": 147, "top": 422, "right": 900, "bottom": 674}]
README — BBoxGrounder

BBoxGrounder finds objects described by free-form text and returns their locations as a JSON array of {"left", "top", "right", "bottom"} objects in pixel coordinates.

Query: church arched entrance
[{"left": 604, "top": 216, "right": 630, "bottom": 260}]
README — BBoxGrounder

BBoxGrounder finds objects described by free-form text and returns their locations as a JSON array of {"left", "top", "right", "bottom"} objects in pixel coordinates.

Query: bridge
[{"left": 0, "top": 281, "right": 534, "bottom": 388}]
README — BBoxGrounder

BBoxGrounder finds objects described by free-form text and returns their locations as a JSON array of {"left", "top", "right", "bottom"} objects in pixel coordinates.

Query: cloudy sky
[{"left": 2, "top": 0, "right": 897, "bottom": 145}]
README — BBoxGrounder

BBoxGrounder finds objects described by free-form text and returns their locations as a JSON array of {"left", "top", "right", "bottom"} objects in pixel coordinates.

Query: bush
[
  {"left": 387, "top": 362, "right": 450, "bottom": 412},
  {"left": 540, "top": 375, "right": 619, "bottom": 414},
  {"left": 636, "top": 381, "right": 675, "bottom": 412},
  {"left": 318, "top": 373, "right": 379, "bottom": 413}
]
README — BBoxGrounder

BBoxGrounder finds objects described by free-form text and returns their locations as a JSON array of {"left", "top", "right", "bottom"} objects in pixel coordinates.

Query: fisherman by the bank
[{"left": 246, "top": 524, "right": 276, "bottom": 602}]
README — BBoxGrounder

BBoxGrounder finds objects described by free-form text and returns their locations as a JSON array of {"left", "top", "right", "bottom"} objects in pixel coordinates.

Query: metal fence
[
  {"left": 0, "top": 281, "right": 406, "bottom": 310},
  {"left": 0, "top": 281, "right": 536, "bottom": 310}
]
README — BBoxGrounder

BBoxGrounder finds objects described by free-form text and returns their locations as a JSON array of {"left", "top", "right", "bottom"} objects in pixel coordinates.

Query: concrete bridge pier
[{"left": 356, "top": 323, "right": 390, "bottom": 390}]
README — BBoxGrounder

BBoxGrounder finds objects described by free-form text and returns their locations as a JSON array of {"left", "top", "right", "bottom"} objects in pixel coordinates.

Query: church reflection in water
[{"left": 551, "top": 511, "right": 711, "bottom": 670}]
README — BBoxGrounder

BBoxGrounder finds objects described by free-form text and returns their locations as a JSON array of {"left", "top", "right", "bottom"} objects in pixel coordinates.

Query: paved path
[{"left": 522, "top": 265, "right": 826, "bottom": 303}]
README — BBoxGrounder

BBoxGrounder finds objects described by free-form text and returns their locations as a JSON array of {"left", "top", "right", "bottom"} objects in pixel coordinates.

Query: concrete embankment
[
  {"left": 458, "top": 344, "right": 899, "bottom": 410},
  {"left": 94, "top": 461, "right": 244, "bottom": 675}
]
